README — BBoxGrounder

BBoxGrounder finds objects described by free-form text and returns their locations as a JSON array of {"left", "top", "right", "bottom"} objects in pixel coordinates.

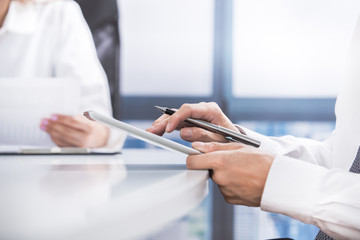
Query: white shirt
[
  {"left": 0, "top": 0, "right": 111, "bottom": 114},
  {"left": 0, "top": 0, "right": 125, "bottom": 148},
  {"left": 245, "top": 17, "right": 360, "bottom": 240}
]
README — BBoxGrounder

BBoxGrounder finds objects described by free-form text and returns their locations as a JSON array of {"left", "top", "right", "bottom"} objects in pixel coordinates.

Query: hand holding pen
[{"left": 146, "top": 102, "right": 260, "bottom": 147}]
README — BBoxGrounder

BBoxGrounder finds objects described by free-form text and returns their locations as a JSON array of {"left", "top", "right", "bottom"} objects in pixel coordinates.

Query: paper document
[{"left": 0, "top": 78, "right": 81, "bottom": 146}]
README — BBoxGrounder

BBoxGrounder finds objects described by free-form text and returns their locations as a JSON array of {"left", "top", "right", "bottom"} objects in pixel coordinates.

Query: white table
[{"left": 0, "top": 149, "right": 209, "bottom": 240}]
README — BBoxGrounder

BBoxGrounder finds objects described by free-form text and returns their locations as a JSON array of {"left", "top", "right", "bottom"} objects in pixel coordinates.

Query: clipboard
[
  {"left": 0, "top": 146, "right": 120, "bottom": 155},
  {"left": 84, "top": 110, "right": 201, "bottom": 156}
]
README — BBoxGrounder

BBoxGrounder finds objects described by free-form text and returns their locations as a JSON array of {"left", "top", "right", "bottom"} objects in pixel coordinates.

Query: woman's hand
[
  {"left": 40, "top": 114, "right": 109, "bottom": 148},
  {"left": 188, "top": 142, "right": 275, "bottom": 207},
  {"left": 147, "top": 102, "right": 240, "bottom": 143}
]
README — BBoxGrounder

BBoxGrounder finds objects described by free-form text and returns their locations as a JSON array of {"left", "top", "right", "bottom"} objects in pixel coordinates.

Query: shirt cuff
[
  {"left": 105, "top": 128, "right": 127, "bottom": 151},
  {"left": 235, "top": 125, "right": 280, "bottom": 153},
  {"left": 260, "top": 155, "right": 326, "bottom": 224}
]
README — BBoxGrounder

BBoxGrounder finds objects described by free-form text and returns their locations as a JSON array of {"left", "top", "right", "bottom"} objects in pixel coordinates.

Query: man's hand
[
  {"left": 40, "top": 114, "right": 109, "bottom": 148},
  {"left": 146, "top": 102, "right": 239, "bottom": 143},
  {"left": 187, "top": 142, "right": 274, "bottom": 207}
]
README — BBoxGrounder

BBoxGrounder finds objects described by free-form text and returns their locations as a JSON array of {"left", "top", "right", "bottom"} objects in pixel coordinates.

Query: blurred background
[{"left": 77, "top": 0, "right": 360, "bottom": 239}]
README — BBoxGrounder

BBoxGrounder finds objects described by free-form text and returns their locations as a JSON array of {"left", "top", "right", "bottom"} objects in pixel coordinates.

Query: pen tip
[{"left": 154, "top": 105, "right": 168, "bottom": 113}]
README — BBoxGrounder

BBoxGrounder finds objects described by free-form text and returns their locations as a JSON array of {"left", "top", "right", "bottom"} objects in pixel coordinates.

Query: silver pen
[{"left": 154, "top": 106, "right": 261, "bottom": 148}]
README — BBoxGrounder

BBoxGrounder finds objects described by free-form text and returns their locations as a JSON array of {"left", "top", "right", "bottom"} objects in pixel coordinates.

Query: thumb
[{"left": 192, "top": 141, "right": 244, "bottom": 153}]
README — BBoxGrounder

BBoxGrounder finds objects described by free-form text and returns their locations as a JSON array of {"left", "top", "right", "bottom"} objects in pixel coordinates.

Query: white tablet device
[{"left": 84, "top": 110, "right": 201, "bottom": 155}]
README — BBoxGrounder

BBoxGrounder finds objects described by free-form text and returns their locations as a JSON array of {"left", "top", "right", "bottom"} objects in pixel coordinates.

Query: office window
[
  {"left": 117, "top": 1, "right": 359, "bottom": 239},
  {"left": 119, "top": 0, "right": 214, "bottom": 97},
  {"left": 232, "top": 0, "right": 360, "bottom": 98}
]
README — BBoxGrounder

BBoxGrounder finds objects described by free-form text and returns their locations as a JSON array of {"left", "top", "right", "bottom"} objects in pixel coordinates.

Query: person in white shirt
[
  {"left": 147, "top": 16, "right": 360, "bottom": 240},
  {"left": 0, "top": 0, "right": 123, "bottom": 148}
]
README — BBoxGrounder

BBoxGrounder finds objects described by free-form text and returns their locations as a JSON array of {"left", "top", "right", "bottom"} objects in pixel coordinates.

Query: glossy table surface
[{"left": 0, "top": 149, "right": 209, "bottom": 240}]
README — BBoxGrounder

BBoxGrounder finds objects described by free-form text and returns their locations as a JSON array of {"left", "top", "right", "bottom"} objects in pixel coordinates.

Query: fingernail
[
  {"left": 146, "top": 126, "right": 154, "bottom": 132},
  {"left": 165, "top": 123, "right": 171, "bottom": 133},
  {"left": 51, "top": 115, "right": 58, "bottom": 121},
  {"left": 181, "top": 129, "right": 193, "bottom": 139},
  {"left": 192, "top": 142, "right": 205, "bottom": 148},
  {"left": 40, "top": 124, "right": 47, "bottom": 131},
  {"left": 41, "top": 119, "right": 49, "bottom": 126}
]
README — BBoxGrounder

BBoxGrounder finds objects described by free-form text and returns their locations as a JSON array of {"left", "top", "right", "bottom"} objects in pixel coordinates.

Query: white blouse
[
  {"left": 0, "top": 0, "right": 125, "bottom": 148},
  {"left": 0, "top": 0, "right": 112, "bottom": 114}
]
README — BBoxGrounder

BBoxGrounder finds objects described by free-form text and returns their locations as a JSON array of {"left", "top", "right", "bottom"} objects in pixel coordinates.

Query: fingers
[
  {"left": 42, "top": 120, "right": 85, "bottom": 147},
  {"left": 47, "top": 114, "right": 90, "bottom": 132},
  {"left": 187, "top": 140, "right": 274, "bottom": 208},
  {"left": 40, "top": 114, "right": 109, "bottom": 148},
  {"left": 49, "top": 133, "right": 78, "bottom": 147},
  {"left": 186, "top": 151, "right": 221, "bottom": 170},
  {"left": 146, "top": 115, "right": 169, "bottom": 136},
  {"left": 192, "top": 141, "right": 245, "bottom": 153},
  {"left": 151, "top": 114, "right": 169, "bottom": 126},
  {"left": 180, "top": 127, "right": 228, "bottom": 143},
  {"left": 148, "top": 102, "right": 239, "bottom": 143},
  {"left": 166, "top": 102, "right": 225, "bottom": 133},
  {"left": 146, "top": 112, "right": 192, "bottom": 136},
  {"left": 186, "top": 142, "right": 245, "bottom": 170}
]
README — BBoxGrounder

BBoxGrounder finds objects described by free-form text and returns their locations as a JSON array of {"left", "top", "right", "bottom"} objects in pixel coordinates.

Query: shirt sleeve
[
  {"left": 261, "top": 155, "right": 360, "bottom": 240},
  {"left": 51, "top": 2, "right": 125, "bottom": 149},
  {"left": 240, "top": 126, "right": 334, "bottom": 168},
  {"left": 238, "top": 126, "right": 360, "bottom": 239},
  {"left": 52, "top": 1, "right": 112, "bottom": 115}
]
